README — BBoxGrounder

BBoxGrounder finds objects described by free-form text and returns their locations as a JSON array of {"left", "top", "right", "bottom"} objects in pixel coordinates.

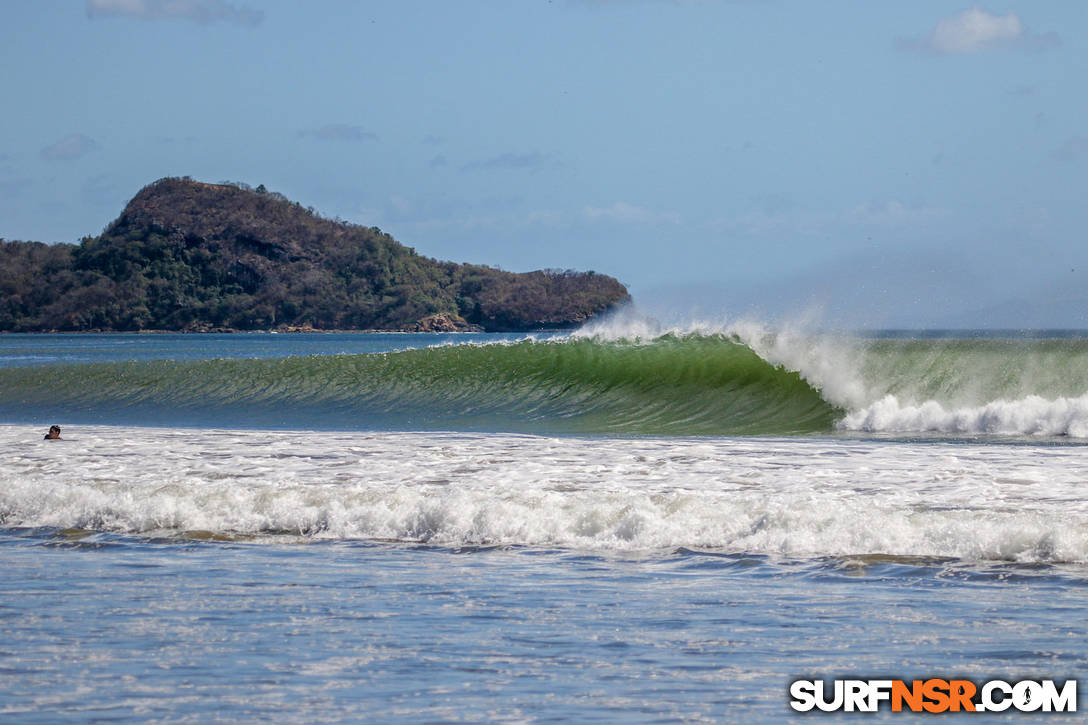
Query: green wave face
[
  {"left": 853, "top": 338, "right": 1088, "bottom": 406},
  {"left": 0, "top": 336, "right": 841, "bottom": 436}
]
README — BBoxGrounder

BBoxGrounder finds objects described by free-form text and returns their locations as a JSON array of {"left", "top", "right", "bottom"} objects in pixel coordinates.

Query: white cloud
[
  {"left": 906, "top": 7, "right": 1059, "bottom": 55},
  {"left": 40, "top": 134, "right": 100, "bottom": 161},
  {"left": 86, "top": 0, "right": 263, "bottom": 27},
  {"left": 845, "top": 200, "right": 945, "bottom": 226},
  {"left": 928, "top": 7, "right": 1022, "bottom": 54},
  {"left": 901, "top": 7, "right": 1061, "bottom": 55}
]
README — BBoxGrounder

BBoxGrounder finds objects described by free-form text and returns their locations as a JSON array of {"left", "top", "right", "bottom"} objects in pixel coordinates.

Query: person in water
[{"left": 44, "top": 425, "right": 61, "bottom": 440}]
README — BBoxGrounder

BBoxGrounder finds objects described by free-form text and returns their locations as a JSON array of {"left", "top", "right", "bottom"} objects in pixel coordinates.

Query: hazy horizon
[{"left": 2, "top": 1, "right": 1086, "bottom": 328}]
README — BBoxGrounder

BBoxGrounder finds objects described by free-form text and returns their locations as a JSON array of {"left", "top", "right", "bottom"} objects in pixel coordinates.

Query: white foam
[
  {"left": 575, "top": 307, "right": 870, "bottom": 408},
  {"left": 577, "top": 310, "right": 1088, "bottom": 437},
  {"left": 572, "top": 305, "right": 719, "bottom": 343},
  {"left": 5, "top": 425, "right": 1088, "bottom": 562},
  {"left": 839, "top": 393, "right": 1088, "bottom": 437}
]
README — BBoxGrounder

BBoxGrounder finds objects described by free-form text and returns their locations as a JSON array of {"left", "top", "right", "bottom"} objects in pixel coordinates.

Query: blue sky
[{"left": 1, "top": 1, "right": 1086, "bottom": 327}]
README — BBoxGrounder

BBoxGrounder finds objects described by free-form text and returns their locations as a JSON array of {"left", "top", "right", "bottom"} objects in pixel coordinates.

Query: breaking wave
[
  {"left": 0, "top": 336, "right": 837, "bottom": 436},
  {"left": 3, "top": 318, "right": 1088, "bottom": 437},
  {"left": 578, "top": 314, "right": 1088, "bottom": 438}
]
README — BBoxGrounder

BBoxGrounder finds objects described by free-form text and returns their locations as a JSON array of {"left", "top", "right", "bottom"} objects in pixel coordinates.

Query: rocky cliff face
[{"left": 0, "top": 177, "right": 630, "bottom": 332}]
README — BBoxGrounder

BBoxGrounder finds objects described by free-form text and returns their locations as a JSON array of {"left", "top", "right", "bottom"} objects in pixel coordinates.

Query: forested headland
[{"left": 0, "top": 177, "right": 629, "bottom": 332}]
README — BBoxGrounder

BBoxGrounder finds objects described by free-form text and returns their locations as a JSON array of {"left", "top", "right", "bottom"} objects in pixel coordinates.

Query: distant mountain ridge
[{"left": 0, "top": 177, "right": 629, "bottom": 332}]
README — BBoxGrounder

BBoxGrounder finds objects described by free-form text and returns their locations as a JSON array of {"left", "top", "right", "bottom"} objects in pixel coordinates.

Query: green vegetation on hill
[{"left": 0, "top": 177, "right": 629, "bottom": 332}]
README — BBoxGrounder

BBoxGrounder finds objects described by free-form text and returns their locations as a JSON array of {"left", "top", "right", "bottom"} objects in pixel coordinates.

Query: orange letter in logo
[
  {"left": 892, "top": 680, "right": 923, "bottom": 712},
  {"left": 922, "top": 679, "right": 951, "bottom": 713},
  {"left": 948, "top": 680, "right": 977, "bottom": 712}
]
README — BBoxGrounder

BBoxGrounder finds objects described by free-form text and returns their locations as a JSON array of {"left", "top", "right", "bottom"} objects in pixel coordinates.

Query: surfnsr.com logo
[{"left": 789, "top": 679, "right": 1077, "bottom": 713}]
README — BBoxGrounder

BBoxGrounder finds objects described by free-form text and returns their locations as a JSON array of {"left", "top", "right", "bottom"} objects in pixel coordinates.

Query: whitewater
[
  {"left": 3, "top": 326, "right": 1088, "bottom": 722},
  {"left": 6, "top": 426, "right": 1088, "bottom": 562}
]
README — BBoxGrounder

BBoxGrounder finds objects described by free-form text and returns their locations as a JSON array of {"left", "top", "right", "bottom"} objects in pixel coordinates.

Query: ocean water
[{"left": 2, "top": 326, "right": 1088, "bottom": 722}]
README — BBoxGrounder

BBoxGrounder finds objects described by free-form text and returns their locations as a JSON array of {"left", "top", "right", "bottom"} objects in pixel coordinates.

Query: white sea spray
[
  {"left": 578, "top": 307, "right": 1088, "bottom": 437},
  {"left": 6, "top": 425, "right": 1088, "bottom": 562}
]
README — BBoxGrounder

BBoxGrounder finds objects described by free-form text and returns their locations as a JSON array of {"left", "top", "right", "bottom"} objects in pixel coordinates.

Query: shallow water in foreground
[
  {"left": 3, "top": 531, "right": 1087, "bottom": 723},
  {"left": 3, "top": 425, "right": 1088, "bottom": 722}
]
